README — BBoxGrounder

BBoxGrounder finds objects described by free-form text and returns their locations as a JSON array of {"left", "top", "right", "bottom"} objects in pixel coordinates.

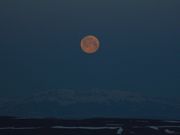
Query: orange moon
[{"left": 80, "top": 35, "right": 100, "bottom": 54}]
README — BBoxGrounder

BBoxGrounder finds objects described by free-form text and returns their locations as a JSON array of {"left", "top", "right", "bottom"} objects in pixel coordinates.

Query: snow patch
[
  {"left": 52, "top": 126, "right": 120, "bottom": 129},
  {"left": 165, "top": 129, "right": 175, "bottom": 134},
  {"left": 148, "top": 126, "right": 159, "bottom": 130},
  {"left": 117, "top": 127, "right": 123, "bottom": 135}
]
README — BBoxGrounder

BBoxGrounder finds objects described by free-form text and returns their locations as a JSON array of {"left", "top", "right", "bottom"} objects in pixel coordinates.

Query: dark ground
[{"left": 0, "top": 116, "right": 180, "bottom": 135}]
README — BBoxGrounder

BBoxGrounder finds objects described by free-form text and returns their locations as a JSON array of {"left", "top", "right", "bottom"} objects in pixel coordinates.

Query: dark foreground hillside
[{"left": 0, "top": 116, "right": 180, "bottom": 135}]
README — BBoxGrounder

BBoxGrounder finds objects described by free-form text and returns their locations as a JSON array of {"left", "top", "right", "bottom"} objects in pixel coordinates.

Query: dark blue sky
[{"left": 0, "top": 0, "right": 180, "bottom": 118}]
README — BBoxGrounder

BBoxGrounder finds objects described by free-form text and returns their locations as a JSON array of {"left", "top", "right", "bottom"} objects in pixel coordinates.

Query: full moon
[{"left": 80, "top": 35, "right": 100, "bottom": 54}]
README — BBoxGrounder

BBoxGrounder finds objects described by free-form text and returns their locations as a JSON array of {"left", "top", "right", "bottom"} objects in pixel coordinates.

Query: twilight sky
[{"left": 0, "top": 0, "right": 179, "bottom": 118}]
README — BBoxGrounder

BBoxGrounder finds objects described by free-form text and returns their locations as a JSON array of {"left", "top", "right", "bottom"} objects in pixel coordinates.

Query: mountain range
[{"left": 0, "top": 89, "right": 179, "bottom": 119}]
